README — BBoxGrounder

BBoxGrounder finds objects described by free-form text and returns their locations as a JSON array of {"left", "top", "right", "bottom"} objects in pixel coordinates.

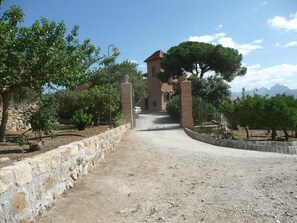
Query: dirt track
[{"left": 38, "top": 112, "right": 297, "bottom": 223}]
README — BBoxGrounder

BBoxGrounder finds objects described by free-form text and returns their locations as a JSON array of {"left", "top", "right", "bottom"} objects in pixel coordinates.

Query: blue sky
[{"left": 1, "top": 0, "right": 297, "bottom": 91}]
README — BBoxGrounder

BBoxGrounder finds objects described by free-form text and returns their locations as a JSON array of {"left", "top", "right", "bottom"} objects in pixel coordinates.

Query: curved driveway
[{"left": 39, "top": 112, "right": 297, "bottom": 223}]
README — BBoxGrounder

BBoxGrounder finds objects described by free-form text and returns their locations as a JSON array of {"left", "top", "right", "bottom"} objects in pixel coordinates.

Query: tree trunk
[
  {"left": 0, "top": 93, "right": 11, "bottom": 142},
  {"left": 282, "top": 128, "right": 289, "bottom": 141},
  {"left": 93, "top": 114, "right": 99, "bottom": 126},
  {"left": 244, "top": 126, "right": 249, "bottom": 140},
  {"left": 271, "top": 128, "right": 277, "bottom": 141}
]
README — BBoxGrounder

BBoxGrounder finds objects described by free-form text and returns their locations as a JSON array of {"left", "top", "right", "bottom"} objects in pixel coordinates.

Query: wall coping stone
[
  {"left": 184, "top": 127, "right": 297, "bottom": 155},
  {"left": 0, "top": 123, "right": 130, "bottom": 222}
]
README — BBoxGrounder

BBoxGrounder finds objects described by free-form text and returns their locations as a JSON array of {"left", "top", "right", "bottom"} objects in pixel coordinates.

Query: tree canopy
[
  {"left": 221, "top": 94, "right": 297, "bottom": 141},
  {"left": 89, "top": 60, "right": 147, "bottom": 103},
  {"left": 80, "top": 85, "right": 120, "bottom": 126},
  {"left": 0, "top": 4, "right": 100, "bottom": 141},
  {"left": 160, "top": 41, "right": 247, "bottom": 82}
]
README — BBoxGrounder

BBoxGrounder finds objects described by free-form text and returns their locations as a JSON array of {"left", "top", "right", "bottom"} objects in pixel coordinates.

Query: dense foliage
[
  {"left": 80, "top": 85, "right": 120, "bottom": 126},
  {"left": 166, "top": 96, "right": 181, "bottom": 123},
  {"left": 221, "top": 94, "right": 297, "bottom": 141},
  {"left": 159, "top": 41, "right": 245, "bottom": 108},
  {"left": 0, "top": 4, "right": 99, "bottom": 141},
  {"left": 27, "top": 95, "right": 58, "bottom": 141},
  {"left": 72, "top": 109, "right": 92, "bottom": 131},
  {"left": 160, "top": 41, "right": 246, "bottom": 82},
  {"left": 166, "top": 95, "right": 218, "bottom": 125},
  {"left": 54, "top": 90, "right": 81, "bottom": 120},
  {"left": 192, "top": 97, "right": 217, "bottom": 125},
  {"left": 89, "top": 60, "right": 147, "bottom": 104}
]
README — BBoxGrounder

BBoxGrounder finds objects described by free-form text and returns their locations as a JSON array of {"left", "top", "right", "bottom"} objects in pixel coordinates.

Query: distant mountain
[{"left": 231, "top": 84, "right": 297, "bottom": 100}]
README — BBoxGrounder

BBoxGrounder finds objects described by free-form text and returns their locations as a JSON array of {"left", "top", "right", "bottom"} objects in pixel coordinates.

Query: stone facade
[
  {"left": 0, "top": 124, "right": 130, "bottom": 222},
  {"left": 184, "top": 128, "right": 297, "bottom": 155}
]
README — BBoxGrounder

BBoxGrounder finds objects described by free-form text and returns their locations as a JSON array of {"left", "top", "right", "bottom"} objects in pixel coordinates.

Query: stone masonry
[
  {"left": 184, "top": 127, "right": 297, "bottom": 155},
  {"left": 0, "top": 105, "right": 35, "bottom": 131},
  {"left": 0, "top": 124, "right": 130, "bottom": 223}
]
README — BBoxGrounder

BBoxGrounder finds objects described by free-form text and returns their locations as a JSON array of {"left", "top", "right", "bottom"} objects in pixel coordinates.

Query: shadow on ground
[
  {"left": 139, "top": 126, "right": 181, "bottom": 132},
  {"left": 138, "top": 112, "right": 181, "bottom": 132}
]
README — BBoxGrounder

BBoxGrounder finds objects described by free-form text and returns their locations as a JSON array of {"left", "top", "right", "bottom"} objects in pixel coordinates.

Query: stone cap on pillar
[{"left": 123, "top": 74, "right": 129, "bottom": 83}]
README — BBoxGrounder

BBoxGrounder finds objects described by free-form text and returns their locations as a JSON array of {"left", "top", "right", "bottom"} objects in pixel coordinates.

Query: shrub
[
  {"left": 192, "top": 96, "right": 217, "bottom": 125},
  {"left": 166, "top": 95, "right": 217, "bottom": 125},
  {"left": 72, "top": 109, "right": 92, "bottom": 131},
  {"left": 166, "top": 95, "right": 181, "bottom": 122},
  {"left": 28, "top": 95, "right": 58, "bottom": 141},
  {"left": 54, "top": 90, "right": 81, "bottom": 120},
  {"left": 113, "top": 112, "right": 127, "bottom": 127}
]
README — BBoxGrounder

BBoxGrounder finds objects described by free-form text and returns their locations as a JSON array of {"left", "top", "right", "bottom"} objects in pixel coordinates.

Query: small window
[
  {"left": 152, "top": 66, "right": 156, "bottom": 78},
  {"left": 153, "top": 101, "right": 157, "bottom": 107}
]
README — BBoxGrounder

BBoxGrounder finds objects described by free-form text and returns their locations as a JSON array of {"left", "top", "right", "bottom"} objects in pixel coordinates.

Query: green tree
[
  {"left": 112, "top": 60, "right": 148, "bottom": 104},
  {"left": 159, "top": 41, "right": 246, "bottom": 105},
  {"left": 90, "top": 60, "right": 147, "bottom": 104},
  {"left": 221, "top": 94, "right": 297, "bottom": 141},
  {"left": 0, "top": 5, "right": 99, "bottom": 141},
  {"left": 28, "top": 95, "right": 58, "bottom": 141},
  {"left": 80, "top": 85, "right": 120, "bottom": 126},
  {"left": 192, "top": 96, "right": 217, "bottom": 125},
  {"left": 264, "top": 95, "right": 297, "bottom": 141},
  {"left": 54, "top": 89, "right": 81, "bottom": 120},
  {"left": 191, "top": 75, "right": 231, "bottom": 107},
  {"left": 233, "top": 94, "right": 266, "bottom": 139},
  {"left": 160, "top": 41, "right": 246, "bottom": 82}
]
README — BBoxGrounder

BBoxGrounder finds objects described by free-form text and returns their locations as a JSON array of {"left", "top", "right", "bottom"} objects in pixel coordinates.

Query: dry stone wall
[
  {"left": 0, "top": 124, "right": 130, "bottom": 223},
  {"left": 0, "top": 105, "right": 35, "bottom": 131},
  {"left": 185, "top": 128, "right": 297, "bottom": 155}
]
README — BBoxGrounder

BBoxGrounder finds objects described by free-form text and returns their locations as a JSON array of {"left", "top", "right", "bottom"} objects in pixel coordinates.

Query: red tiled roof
[{"left": 144, "top": 50, "right": 165, "bottom": 62}]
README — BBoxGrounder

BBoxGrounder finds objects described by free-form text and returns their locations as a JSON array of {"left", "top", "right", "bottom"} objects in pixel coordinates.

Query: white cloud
[
  {"left": 188, "top": 33, "right": 225, "bottom": 43},
  {"left": 230, "top": 64, "right": 297, "bottom": 91},
  {"left": 285, "top": 41, "right": 297, "bottom": 47},
  {"left": 268, "top": 12, "right": 297, "bottom": 31},
  {"left": 188, "top": 33, "right": 263, "bottom": 55}
]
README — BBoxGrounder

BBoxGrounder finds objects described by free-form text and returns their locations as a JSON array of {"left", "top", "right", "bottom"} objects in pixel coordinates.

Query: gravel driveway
[{"left": 38, "top": 112, "right": 297, "bottom": 223}]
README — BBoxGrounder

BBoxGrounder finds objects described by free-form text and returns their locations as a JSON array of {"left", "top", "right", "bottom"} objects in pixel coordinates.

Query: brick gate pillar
[
  {"left": 121, "top": 75, "right": 134, "bottom": 128},
  {"left": 181, "top": 79, "right": 194, "bottom": 128}
]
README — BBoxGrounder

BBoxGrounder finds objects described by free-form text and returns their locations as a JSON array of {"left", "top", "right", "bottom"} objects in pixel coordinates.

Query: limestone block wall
[
  {"left": 184, "top": 128, "right": 297, "bottom": 155},
  {"left": 0, "top": 124, "right": 130, "bottom": 223},
  {"left": 0, "top": 105, "right": 35, "bottom": 131}
]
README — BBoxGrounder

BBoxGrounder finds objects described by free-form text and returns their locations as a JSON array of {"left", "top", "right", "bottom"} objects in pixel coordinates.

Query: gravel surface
[{"left": 38, "top": 112, "right": 297, "bottom": 223}]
